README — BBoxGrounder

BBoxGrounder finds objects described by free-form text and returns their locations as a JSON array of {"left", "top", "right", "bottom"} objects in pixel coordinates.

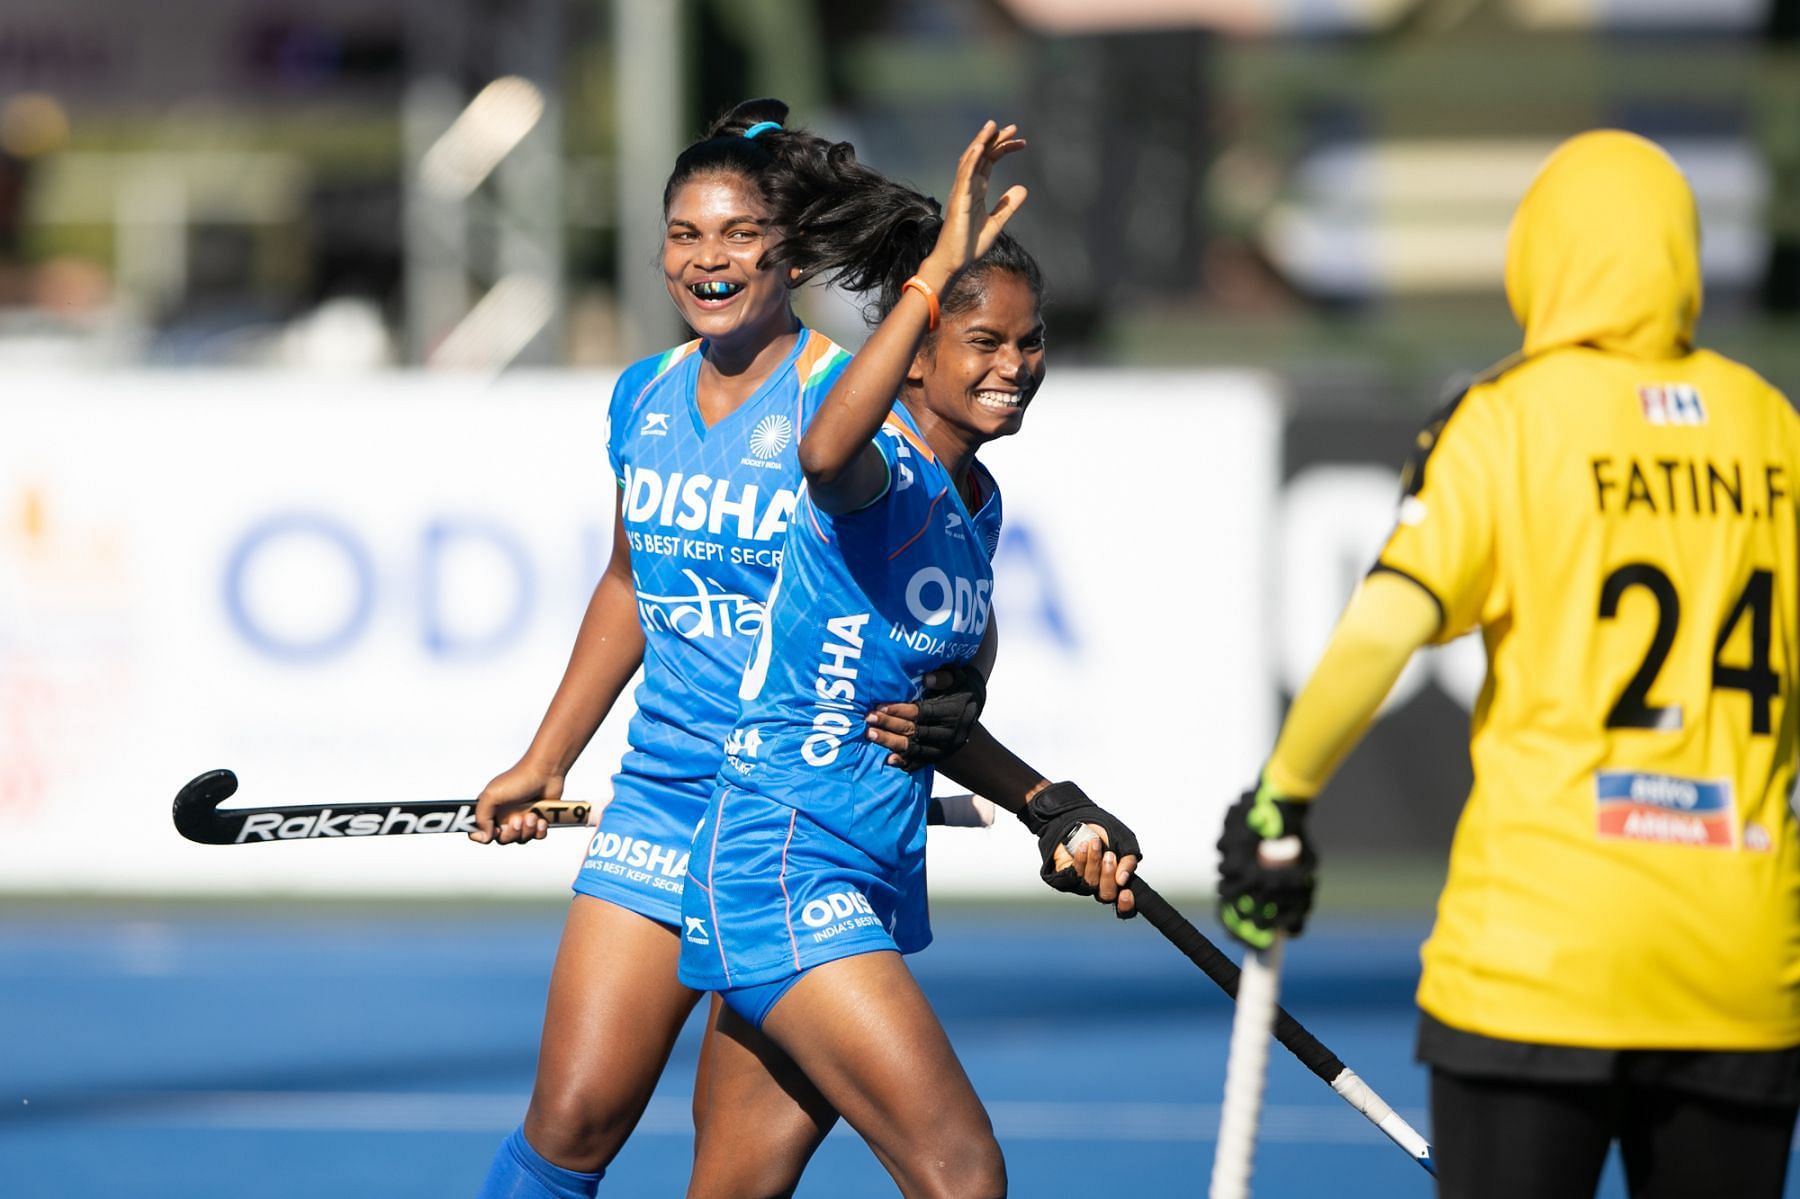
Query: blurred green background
[{"left": 3, "top": 0, "right": 1795, "bottom": 413}]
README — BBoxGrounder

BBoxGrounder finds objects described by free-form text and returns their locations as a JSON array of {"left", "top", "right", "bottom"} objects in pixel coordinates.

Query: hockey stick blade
[
  {"left": 171, "top": 769, "right": 594, "bottom": 846},
  {"left": 1128, "top": 876, "right": 1435, "bottom": 1177}
]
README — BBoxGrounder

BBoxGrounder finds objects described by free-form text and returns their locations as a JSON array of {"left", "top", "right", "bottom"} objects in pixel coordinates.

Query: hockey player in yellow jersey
[{"left": 1215, "top": 130, "right": 1800, "bottom": 1198}]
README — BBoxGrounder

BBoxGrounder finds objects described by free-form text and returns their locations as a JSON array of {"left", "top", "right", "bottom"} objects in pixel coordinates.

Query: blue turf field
[{"left": 0, "top": 900, "right": 1776, "bottom": 1197}]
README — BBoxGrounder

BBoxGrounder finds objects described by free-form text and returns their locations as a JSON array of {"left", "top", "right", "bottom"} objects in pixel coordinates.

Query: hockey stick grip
[{"left": 1128, "top": 877, "right": 1435, "bottom": 1177}]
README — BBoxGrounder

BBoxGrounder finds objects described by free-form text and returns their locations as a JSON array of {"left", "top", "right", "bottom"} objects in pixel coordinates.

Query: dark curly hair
[{"left": 664, "top": 98, "right": 1042, "bottom": 332}]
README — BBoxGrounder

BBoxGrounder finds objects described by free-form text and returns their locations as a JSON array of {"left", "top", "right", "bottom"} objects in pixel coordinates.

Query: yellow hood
[{"left": 1504, "top": 130, "right": 1701, "bottom": 360}]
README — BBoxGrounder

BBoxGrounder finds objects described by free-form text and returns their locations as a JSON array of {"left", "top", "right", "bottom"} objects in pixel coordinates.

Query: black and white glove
[
  {"left": 892, "top": 662, "right": 986, "bottom": 771},
  {"left": 1216, "top": 780, "right": 1318, "bottom": 950},
  {"left": 1018, "top": 782, "right": 1141, "bottom": 916}
]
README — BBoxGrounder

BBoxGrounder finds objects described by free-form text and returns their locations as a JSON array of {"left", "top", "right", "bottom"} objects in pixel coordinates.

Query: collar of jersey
[
  {"left": 887, "top": 400, "right": 998, "bottom": 550},
  {"left": 681, "top": 326, "right": 814, "bottom": 440}
]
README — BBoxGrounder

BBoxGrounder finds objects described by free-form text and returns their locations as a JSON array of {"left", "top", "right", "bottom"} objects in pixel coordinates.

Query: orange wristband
[{"left": 901, "top": 275, "right": 940, "bottom": 331}]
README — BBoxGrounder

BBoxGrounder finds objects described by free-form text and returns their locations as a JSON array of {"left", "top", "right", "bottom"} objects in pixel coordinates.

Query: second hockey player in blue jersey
[{"left": 676, "top": 120, "right": 1144, "bottom": 1199}]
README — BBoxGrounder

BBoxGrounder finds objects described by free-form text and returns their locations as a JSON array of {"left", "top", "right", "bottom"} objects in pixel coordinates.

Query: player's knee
[
  {"left": 522, "top": 1082, "right": 639, "bottom": 1171},
  {"left": 912, "top": 1127, "right": 1006, "bottom": 1199}
]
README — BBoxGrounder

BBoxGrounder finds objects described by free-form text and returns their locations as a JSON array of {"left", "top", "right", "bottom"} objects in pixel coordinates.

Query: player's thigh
[
  {"left": 1619, "top": 1087, "right": 1798, "bottom": 1199},
  {"left": 528, "top": 895, "right": 702, "bottom": 1125},
  {"left": 1430, "top": 1069, "right": 1615, "bottom": 1199},
  {"left": 759, "top": 952, "right": 1000, "bottom": 1183},
  {"left": 687, "top": 998, "right": 840, "bottom": 1199}
]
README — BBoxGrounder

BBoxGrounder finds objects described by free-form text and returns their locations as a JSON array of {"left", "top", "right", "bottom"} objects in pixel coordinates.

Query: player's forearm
[
  {"left": 799, "top": 261, "right": 953, "bottom": 511},
  {"left": 518, "top": 567, "right": 646, "bottom": 776},
  {"left": 1265, "top": 571, "right": 1439, "bottom": 798},
  {"left": 935, "top": 723, "right": 1048, "bottom": 814}
]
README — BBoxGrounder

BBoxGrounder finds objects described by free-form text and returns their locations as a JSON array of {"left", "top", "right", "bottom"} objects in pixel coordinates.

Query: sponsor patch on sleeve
[{"left": 1595, "top": 770, "right": 1734, "bottom": 848}]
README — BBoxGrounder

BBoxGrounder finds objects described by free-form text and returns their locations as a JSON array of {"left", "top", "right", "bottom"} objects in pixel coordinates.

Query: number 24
[{"left": 1599, "top": 563, "right": 1779, "bottom": 734}]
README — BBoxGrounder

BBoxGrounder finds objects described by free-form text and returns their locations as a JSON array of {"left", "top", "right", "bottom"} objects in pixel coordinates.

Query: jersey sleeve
[
  {"left": 1374, "top": 388, "right": 1505, "bottom": 643},
  {"left": 605, "top": 353, "right": 673, "bottom": 482},
  {"left": 794, "top": 335, "right": 852, "bottom": 427},
  {"left": 851, "top": 419, "right": 913, "bottom": 511}
]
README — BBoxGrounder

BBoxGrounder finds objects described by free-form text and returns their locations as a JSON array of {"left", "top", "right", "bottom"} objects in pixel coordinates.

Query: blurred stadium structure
[
  {"left": 4, "top": 0, "right": 1800, "bottom": 894},
  {"left": 1, "top": 0, "right": 1794, "bottom": 379}
]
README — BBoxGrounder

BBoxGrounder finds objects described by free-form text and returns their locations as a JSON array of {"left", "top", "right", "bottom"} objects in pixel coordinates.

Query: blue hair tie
[{"left": 743, "top": 121, "right": 781, "bottom": 140}]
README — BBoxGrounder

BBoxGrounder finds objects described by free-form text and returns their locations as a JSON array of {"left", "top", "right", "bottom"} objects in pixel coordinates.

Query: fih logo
[
  {"left": 1639, "top": 384, "right": 1705, "bottom": 427},
  {"left": 749, "top": 414, "right": 793, "bottom": 460}
]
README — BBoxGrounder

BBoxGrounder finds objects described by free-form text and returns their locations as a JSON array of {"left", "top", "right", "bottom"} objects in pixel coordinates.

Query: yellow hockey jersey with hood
[{"left": 1376, "top": 131, "right": 1800, "bottom": 1049}]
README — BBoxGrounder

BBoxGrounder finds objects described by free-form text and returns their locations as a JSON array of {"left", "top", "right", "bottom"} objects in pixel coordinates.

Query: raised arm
[{"left": 798, "top": 121, "right": 1027, "bottom": 514}]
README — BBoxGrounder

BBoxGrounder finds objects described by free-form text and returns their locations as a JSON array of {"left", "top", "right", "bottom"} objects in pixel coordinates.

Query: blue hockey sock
[{"left": 476, "top": 1126, "right": 603, "bottom": 1199}]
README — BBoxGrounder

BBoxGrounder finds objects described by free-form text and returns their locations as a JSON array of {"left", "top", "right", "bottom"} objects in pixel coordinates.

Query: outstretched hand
[{"left": 921, "top": 121, "right": 1028, "bottom": 282}]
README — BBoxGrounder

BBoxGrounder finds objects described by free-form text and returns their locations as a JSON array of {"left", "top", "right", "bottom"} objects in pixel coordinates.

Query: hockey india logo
[{"left": 749, "top": 415, "right": 793, "bottom": 460}]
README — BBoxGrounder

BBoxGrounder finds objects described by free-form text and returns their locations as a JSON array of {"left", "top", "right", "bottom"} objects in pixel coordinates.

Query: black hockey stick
[
  {"left": 171, "top": 769, "right": 595, "bottom": 845},
  {"left": 1127, "top": 876, "right": 1436, "bottom": 1177},
  {"left": 172, "top": 770, "right": 994, "bottom": 846}
]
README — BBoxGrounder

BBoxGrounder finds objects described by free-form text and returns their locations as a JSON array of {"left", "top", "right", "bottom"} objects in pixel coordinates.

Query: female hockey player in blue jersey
[
  {"left": 678, "top": 121, "right": 1138, "bottom": 1199},
  {"left": 466, "top": 100, "right": 993, "bottom": 1199}
]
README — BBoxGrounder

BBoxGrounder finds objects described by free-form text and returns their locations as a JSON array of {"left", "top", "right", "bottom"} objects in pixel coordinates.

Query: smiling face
[
  {"left": 907, "top": 269, "right": 1045, "bottom": 445},
  {"left": 662, "top": 172, "right": 796, "bottom": 349}
]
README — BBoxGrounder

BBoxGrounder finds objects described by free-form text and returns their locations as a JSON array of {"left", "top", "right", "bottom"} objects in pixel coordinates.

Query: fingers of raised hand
[
  {"left": 975, "top": 185, "right": 1028, "bottom": 255},
  {"left": 957, "top": 121, "right": 1023, "bottom": 194},
  {"left": 958, "top": 120, "right": 999, "bottom": 172},
  {"left": 985, "top": 124, "right": 1025, "bottom": 164}
]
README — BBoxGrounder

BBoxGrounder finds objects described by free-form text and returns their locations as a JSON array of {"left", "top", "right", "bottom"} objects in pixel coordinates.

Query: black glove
[
  {"left": 893, "top": 662, "right": 986, "bottom": 771},
  {"left": 1216, "top": 782, "right": 1318, "bottom": 950},
  {"left": 1018, "top": 782, "right": 1141, "bottom": 917}
]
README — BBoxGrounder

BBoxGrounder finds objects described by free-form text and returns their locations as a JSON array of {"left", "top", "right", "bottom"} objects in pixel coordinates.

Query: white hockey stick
[{"left": 1210, "top": 837, "right": 1300, "bottom": 1199}]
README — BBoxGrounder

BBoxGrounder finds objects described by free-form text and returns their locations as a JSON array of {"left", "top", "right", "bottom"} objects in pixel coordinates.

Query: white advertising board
[{"left": 0, "top": 369, "right": 1280, "bottom": 896}]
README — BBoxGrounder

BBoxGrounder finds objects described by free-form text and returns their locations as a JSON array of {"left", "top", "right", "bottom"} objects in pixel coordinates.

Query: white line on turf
[{"left": 52, "top": 1092, "right": 1423, "bottom": 1144}]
